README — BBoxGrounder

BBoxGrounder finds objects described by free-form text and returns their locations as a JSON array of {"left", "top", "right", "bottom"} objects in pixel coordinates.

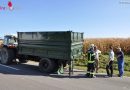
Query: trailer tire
[
  {"left": 39, "top": 58, "right": 55, "bottom": 73},
  {"left": 0, "top": 48, "right": 14, "bottom": 65}
]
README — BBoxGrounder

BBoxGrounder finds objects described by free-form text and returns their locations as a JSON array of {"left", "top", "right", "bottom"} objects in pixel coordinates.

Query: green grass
[
  {"left": 74, "top": 65, "right": 130, "bottom": 77},
  {"left": 74, "top": 55, "right": 130, "bottom": 77}
]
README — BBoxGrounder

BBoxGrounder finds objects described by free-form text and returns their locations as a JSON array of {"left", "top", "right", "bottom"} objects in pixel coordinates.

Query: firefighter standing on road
[{"left": 86, "top": 44, "right": 96, "bottom": 78}]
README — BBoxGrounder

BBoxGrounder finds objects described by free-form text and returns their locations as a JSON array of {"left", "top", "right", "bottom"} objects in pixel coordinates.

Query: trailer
[{"left": 0, "top": 31, "right": 83, "bottom": 75}]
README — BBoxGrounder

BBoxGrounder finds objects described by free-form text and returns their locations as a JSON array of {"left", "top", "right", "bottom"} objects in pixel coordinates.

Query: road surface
[{"left": 0, "top": 61, "right": 129, "bottom": 90}]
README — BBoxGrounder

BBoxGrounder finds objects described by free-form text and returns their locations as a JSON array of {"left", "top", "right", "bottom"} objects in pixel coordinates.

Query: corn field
[
  {"left": 83, "top": 38, "right": 130, "bottom": 54},
  {"left": 0, "top": 40, "right": 3, "bottom": 47}
]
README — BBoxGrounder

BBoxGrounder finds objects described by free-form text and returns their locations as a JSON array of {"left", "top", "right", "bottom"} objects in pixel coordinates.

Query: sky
[{"left": 0, "top": 0, "right": 130, "bottom": 38}]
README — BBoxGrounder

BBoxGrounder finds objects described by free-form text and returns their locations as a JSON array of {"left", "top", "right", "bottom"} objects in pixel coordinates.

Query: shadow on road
[
  {"left": 0, "top": 63, "right": 109, "bottom": 79},
  {"left": 48, "top": 73, "right": 110, "bottom": 79}
]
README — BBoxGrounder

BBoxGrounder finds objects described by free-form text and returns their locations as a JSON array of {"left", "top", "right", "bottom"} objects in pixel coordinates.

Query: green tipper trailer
[{"left": 0, "top": 31, "right": 84, "bottom": 75}]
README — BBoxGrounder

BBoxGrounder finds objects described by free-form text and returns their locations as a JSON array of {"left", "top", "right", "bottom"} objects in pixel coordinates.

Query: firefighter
[{"left": 86, "top": 44, "right": 96, "bottom": 78}]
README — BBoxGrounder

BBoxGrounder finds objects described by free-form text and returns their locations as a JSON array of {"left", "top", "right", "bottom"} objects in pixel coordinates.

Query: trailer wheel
[
  {"left": 0, "top": 48, "right": 14, "bottom": 65},
  {"left": 39, "top": 58, "right": 55, "bottom": 73}
]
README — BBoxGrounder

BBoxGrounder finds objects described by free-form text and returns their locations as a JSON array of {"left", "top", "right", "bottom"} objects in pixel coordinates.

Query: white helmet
[{"left": 90, "top": 44, "right": 94, "bottom": 47}]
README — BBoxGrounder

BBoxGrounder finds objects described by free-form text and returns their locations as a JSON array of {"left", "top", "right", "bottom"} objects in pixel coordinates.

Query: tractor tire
[
  {"left": 0, "top": 48, "right": 15, "bottom": 65},
  {"left": 39, "top": 58, "right": 55, "bottom": 73}
]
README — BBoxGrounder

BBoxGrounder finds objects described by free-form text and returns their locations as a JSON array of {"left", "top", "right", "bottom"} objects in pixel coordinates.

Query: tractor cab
[{"left": 3, "top": 35, "right": 18, "bottom": 48}]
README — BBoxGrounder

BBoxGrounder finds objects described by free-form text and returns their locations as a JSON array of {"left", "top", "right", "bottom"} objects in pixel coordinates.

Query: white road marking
[{"left": 0, "top": 64, "right": 20, "bottom": 70}]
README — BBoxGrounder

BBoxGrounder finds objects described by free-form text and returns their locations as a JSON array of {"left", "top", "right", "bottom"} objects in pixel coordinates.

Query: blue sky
[{"left": 0, "top": 0, "right": 130, "bottom": 38}]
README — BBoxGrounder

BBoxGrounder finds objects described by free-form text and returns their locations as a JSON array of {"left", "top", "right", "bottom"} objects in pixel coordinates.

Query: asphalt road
[{"left": 0, "top": 61, "right": 130, "bottom": 90}]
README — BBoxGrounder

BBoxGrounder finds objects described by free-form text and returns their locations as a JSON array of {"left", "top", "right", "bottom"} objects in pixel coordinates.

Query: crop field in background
[
  {"left": 0, "top": 40, "right": 3, "bottom": 44},
  {"left": 75, "top": 38, "right": 130, "bottom": 76},
  {"left": 83, "top": 38, "right": 130, "bottom": 54},
  {"left": 0, "top": 40, "right": 3, "bottom": 48}
]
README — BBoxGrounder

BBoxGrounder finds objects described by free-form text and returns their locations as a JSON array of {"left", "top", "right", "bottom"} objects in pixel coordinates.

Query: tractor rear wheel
[{"left": 0, "top": 48, "right": 15, "bottom": 65}]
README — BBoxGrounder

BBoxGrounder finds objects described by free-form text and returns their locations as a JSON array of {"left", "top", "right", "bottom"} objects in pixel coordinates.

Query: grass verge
[{"left": 74, "top": 65, "right": 130, "bottom": 77}]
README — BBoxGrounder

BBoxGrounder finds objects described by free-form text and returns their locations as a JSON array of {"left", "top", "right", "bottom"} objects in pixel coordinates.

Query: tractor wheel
[{"left": 0, "top": 48, "right": 14, "bottom": 65}]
